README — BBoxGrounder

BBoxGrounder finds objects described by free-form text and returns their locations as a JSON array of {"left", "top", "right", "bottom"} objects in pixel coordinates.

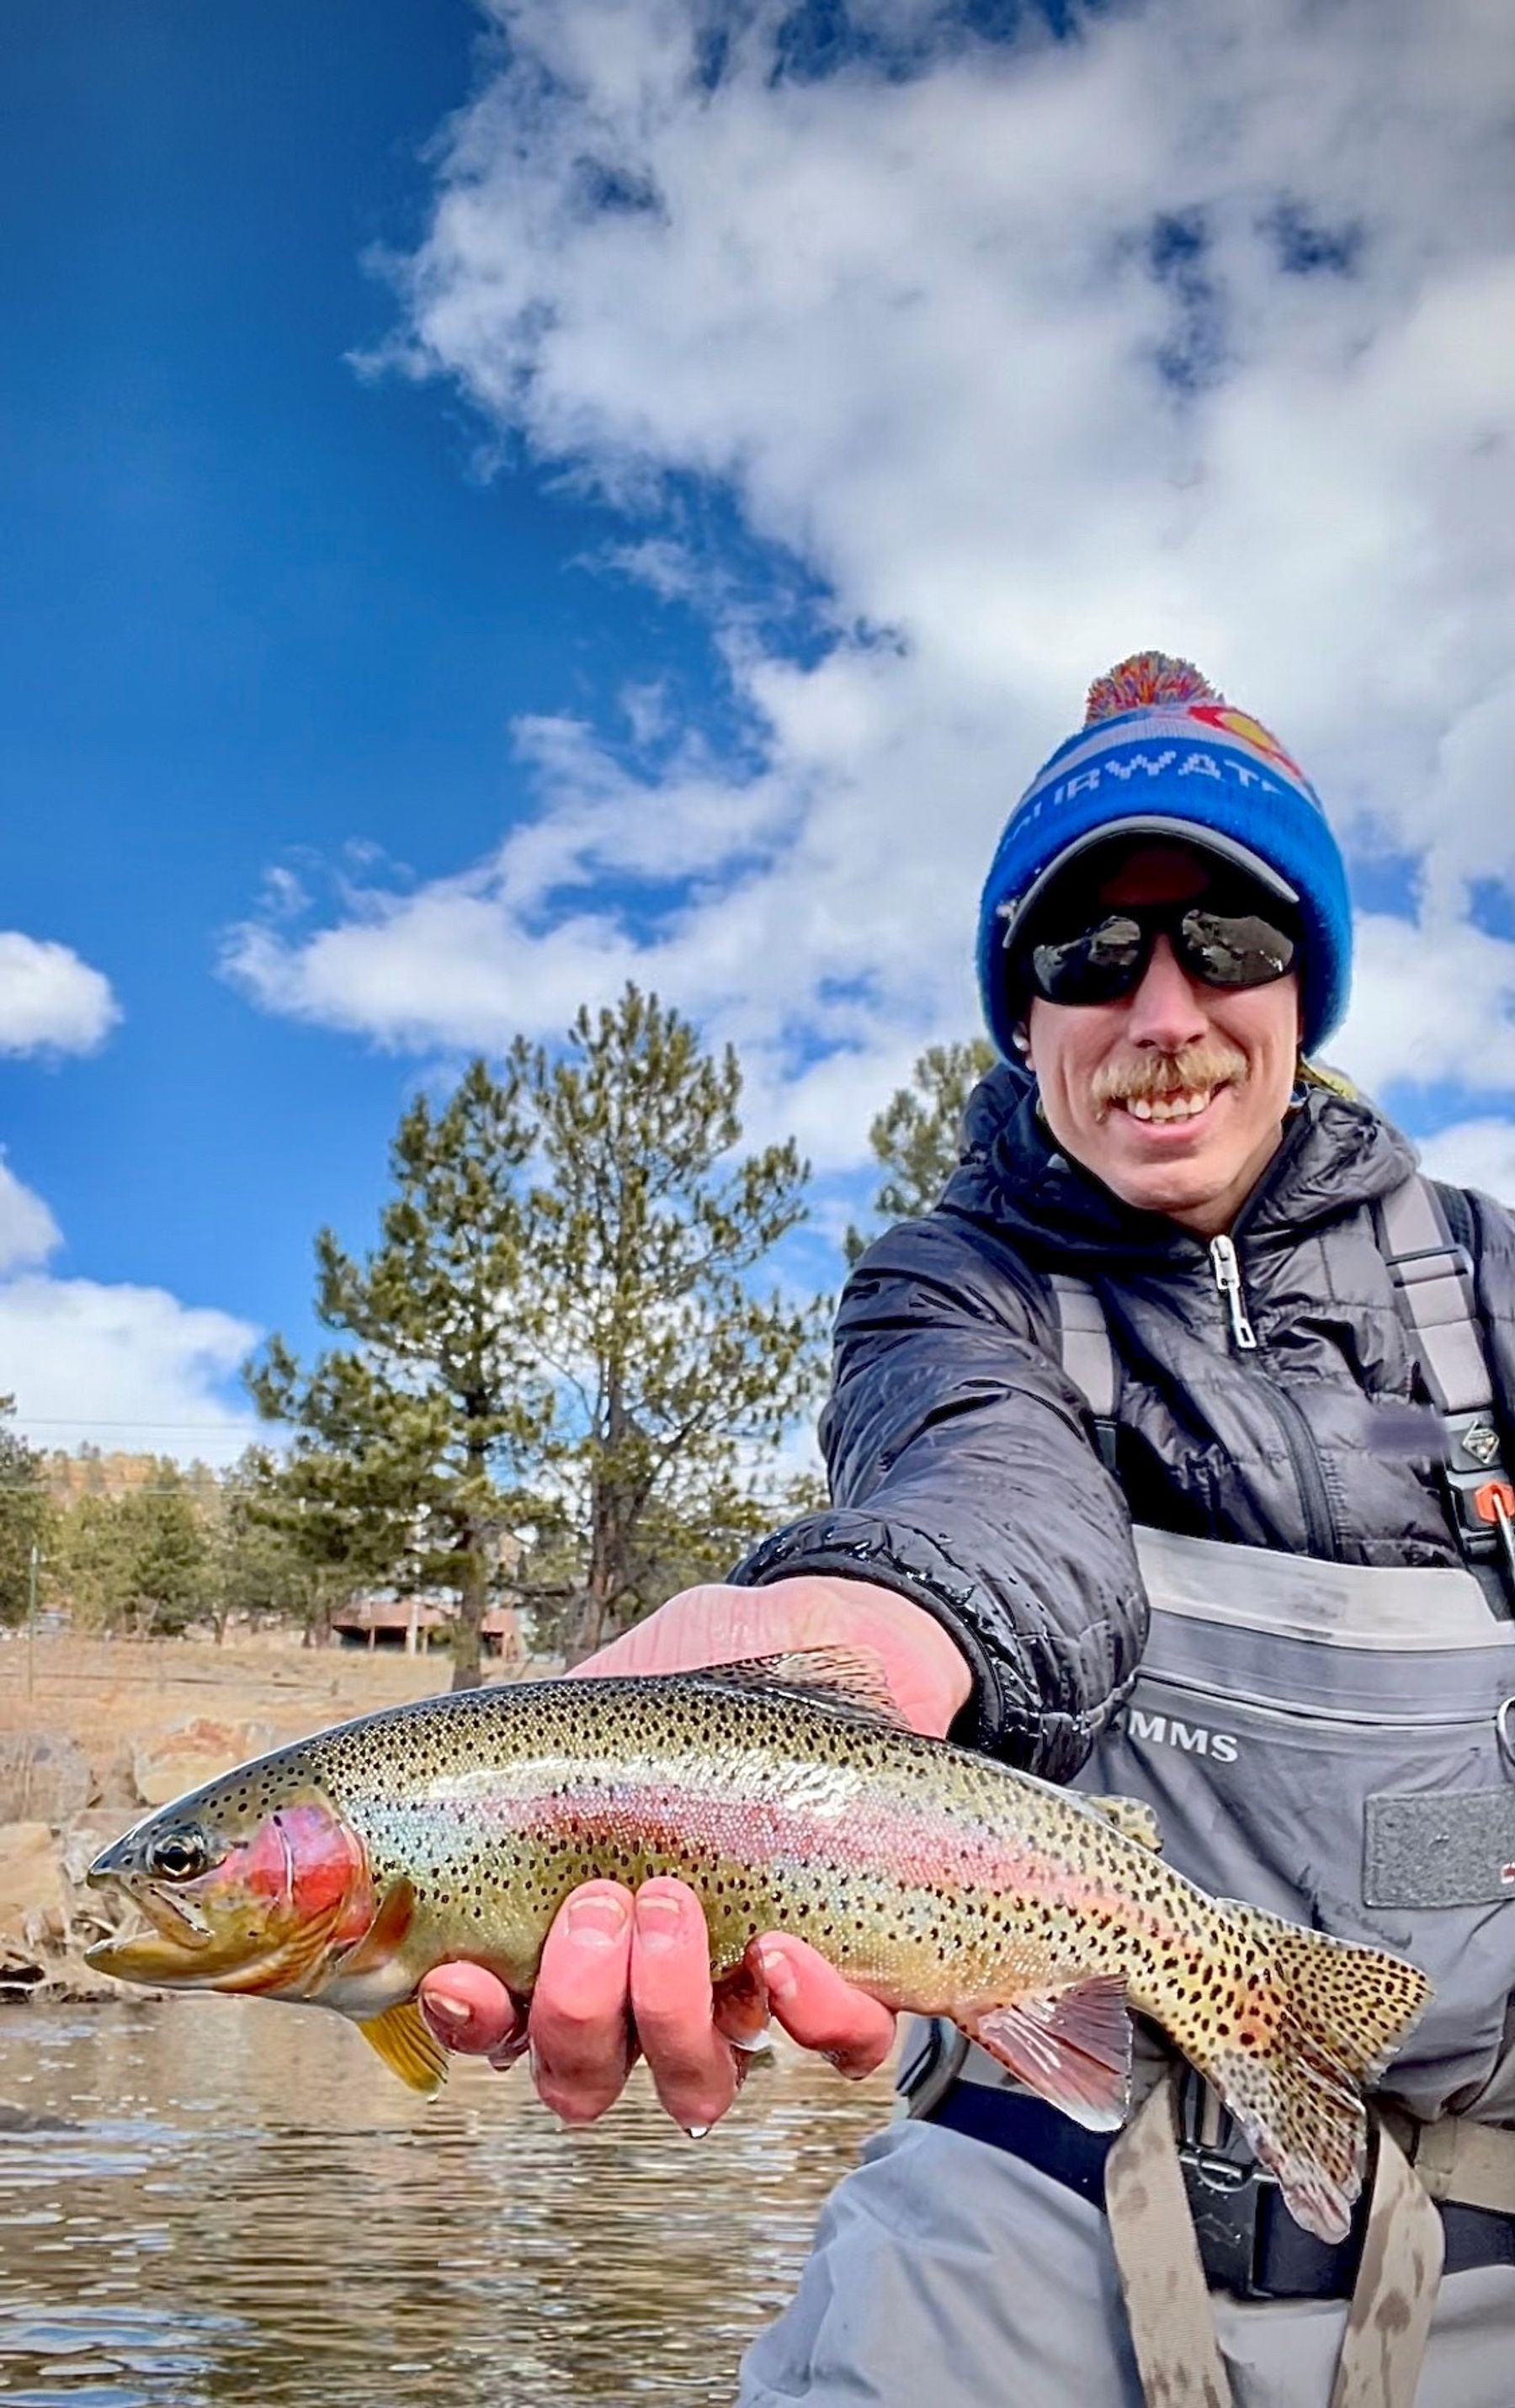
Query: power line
[{"left": 9, "top": 1416, "right": 259, "bottom": 1432}]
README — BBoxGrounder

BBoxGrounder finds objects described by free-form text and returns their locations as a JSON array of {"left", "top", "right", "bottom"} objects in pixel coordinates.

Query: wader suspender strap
[
  {"left": 1374, "top": 1176, "right": 1489, "bottom": 1417},
  {"left": 1104, "top": 2075, "right": 1235, "bottom": 2408},
  {"left": 1373, "top": 1177, "right": 1515, "bottom": 1600},
  {"left": 1048, "top": 1273, "right": 1119, "bottom": 1471},
  {"left": 1103, "top": 2079, "right": 1447, "bottom": 2408}
]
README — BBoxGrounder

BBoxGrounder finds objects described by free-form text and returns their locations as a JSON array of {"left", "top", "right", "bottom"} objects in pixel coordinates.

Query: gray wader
[{"left": 737, "top": 1176, "right": 1515, "bottom": 2407}]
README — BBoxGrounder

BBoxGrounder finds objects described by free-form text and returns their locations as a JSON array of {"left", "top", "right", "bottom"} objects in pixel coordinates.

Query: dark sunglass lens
[
  {"left": 1182, "top": 909, "right": 1295, "bottom": 989},
  {"left": 1029, "top": 914, "right": 1147, "bottom": 1004}
]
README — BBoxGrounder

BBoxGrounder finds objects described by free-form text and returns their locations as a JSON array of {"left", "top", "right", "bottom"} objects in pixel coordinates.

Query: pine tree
[
  {"left": 205, "top": 1449, "right": 366, "bottom": 1645},
  {"left": 844, "top": 1037, "right": 996, "bottom": 1262},
  {"left": 55, "top": 1465, "right": 209, "bottom": 1635},
  {"left": 247, "top": 1060, "right": 546, "bottom": 1690},
  {"left": 0, "top": 1399, "right": 50, "bottom": 1629},
  {"left": 247, "top": 990, "right": 827, "bottom": 1682},
  {"left": 512, "top": 987, "right": 826, "bottom": 1657}
]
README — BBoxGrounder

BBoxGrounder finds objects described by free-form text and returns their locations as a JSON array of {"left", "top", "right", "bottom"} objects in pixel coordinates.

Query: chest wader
[{"left": 901, "top": 1174, "right": 1515, "bottom": 2408}]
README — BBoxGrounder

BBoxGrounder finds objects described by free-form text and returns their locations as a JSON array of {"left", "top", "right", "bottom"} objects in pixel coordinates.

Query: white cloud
[
  {"left": 0, "top": 1275, "right": 261, "bottom": 1467},
  {"left": 1417, "top": 1118, "right": 1515, "bottom": 1204},
  {"left": 0, "top": 1172, "right": 261, "bottom": 1464},
  {"left": 1332, "top": 912, "right": 1515, "bottom": 1098},
  {"left": 232, "top": 0, "right": 1515, "bottom": 1164},
  {"left": 0, "top": 1156, "right": 61, "bottom": 1274},
  {"left": 0, "top": 932, "right": 120, "bottom": 1056}
]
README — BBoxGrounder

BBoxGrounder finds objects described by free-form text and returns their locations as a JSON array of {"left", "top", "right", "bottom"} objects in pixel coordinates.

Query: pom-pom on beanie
[{"left": 976, "top": 653, "right": 1352, "bottom": 1058}]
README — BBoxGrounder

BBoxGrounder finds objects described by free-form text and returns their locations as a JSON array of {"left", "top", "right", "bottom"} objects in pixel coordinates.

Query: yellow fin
[
  {"left": 358, "top": 2001, "right": 449, "bottom": 2095},
  {"left": 1087, "top": 1794, "right": 1164, "bottom": 1852}
]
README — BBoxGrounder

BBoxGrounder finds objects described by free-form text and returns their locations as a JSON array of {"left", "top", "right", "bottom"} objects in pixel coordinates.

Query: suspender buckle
[
  {"left": 1387, "top": 1241, "right": 1475, "bottom": 1289},
  {"left": 1175, "top": 2142, "right": 1268, "bottom": 2298}
]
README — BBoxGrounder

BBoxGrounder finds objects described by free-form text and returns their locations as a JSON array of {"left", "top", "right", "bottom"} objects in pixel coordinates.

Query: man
[{"left": 421, "top": 656, "right": 1515, "bottom": 2405}]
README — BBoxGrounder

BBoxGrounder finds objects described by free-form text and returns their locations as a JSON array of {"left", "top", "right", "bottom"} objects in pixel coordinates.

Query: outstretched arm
[{"left": 732, "top": 1211, "right": 1148, "bottom": 1778}]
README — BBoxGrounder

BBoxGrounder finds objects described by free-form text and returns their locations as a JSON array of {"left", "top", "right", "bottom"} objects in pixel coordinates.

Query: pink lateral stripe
[{"left": 501, "top": 1776, "right": 1045, "bottom": 1899}]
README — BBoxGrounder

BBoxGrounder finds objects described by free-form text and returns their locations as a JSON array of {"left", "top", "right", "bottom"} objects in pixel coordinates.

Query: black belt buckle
[{"left": 1178, "top": 2142, "right": 1270, "bottom": 2300}]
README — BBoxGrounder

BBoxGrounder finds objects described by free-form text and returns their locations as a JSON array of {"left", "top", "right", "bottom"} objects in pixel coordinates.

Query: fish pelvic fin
[
  {"left": 1084, "top": 1794, "right": 1164, "bottom": 1852},
  {"left": 358, "top": 2001, "right": 449, "bottom": 2096},
  {"left": 957, "top": 1973, "right": 1133, "bottom": 2131},
  {"left": 1185, "top": 1906, "right": 1433, "bottom": 2245}
]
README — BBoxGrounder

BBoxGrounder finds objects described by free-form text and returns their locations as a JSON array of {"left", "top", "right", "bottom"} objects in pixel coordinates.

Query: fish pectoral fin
[
  {"left": 693, "top": 1646, "right": 910, "bottom": 1729},
  {"left": 358, "top": 2001, "right": 449, "bottom": 2095},
  {"left": 960, "top": 1975, "right": 1133, "bottom": 2132},
  {"left": 712, "top": 1940, "right": 773, "bottom": 2055},
  {"left": 1085, "top": 1795, "right": 1164, "bottom": 1853},
  {"left": 332, "top": 1877, "right": 417, "bottom": 1979}
]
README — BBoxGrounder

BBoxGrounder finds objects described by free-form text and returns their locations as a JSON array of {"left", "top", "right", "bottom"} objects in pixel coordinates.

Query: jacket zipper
[
  {"left": 1209, "top": 1236, "right": 1257, "bottom": 1348},
  {"left": 1207, "top": 1233, "right": 1338, "bottom": 1557}
]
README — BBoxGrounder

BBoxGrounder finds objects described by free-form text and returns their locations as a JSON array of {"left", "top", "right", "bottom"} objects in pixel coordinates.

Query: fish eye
[{"left": 146, "top": 1827, "right": 211, "bottom": 1883}]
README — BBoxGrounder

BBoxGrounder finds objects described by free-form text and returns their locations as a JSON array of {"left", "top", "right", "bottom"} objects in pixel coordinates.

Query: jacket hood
[{"left": 945, "top": 1064, "right": 1417, "bottom": 1268}]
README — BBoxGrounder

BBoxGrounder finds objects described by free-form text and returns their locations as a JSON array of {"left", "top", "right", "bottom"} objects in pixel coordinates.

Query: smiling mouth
[{"left": 1113, "top": 1084, "right": 1229, "bottom": 1125}]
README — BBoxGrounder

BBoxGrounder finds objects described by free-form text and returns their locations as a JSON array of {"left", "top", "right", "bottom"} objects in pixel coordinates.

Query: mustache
[{"left": 1091, "top": 1041, "right": 1249, "bottom": 1114}]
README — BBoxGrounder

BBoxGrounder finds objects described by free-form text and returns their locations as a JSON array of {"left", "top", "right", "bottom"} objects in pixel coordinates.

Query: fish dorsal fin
[
  {"left": 359, "top": 2001, "right": 449, "bottom": 2095},
  {"left": 1085, "top": 1795, "right": 1164, "bottom": 1852},
  {"left": 695, "top": 1646, "right": 911, "bottom": 1729}
]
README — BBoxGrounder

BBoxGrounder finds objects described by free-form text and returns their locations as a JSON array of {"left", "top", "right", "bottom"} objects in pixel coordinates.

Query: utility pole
[{"left": 25, "top": 1538, "right": 39, "bottom": 1698}]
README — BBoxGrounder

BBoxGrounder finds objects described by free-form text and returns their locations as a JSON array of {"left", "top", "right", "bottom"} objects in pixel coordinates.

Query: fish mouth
[{"left": 84, "top": 1878, "right": 221, "bottom": 1981}]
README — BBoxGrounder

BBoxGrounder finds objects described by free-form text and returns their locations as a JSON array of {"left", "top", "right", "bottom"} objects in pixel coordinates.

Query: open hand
[{"left": 420, "top": 1877, "right": 897, "bottom": 2129}]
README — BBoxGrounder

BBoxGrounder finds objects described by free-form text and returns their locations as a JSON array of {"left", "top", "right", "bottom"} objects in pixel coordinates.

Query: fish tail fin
[{"left": 1186, "top": 1906, "right": 1431, "bottom": 2244}]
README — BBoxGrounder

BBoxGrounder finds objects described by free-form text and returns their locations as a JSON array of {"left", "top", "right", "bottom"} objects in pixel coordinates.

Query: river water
[{"left": 0, "top": 1999, "right": 893, "bottom": 2407}]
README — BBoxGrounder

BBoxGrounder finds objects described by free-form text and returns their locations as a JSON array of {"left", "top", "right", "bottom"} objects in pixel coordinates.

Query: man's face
[{"left": 1021, "top": 843, "right": 1302, "bottom": 1236}]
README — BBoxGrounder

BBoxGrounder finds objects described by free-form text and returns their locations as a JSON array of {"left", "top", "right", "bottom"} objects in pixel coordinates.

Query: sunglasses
[{"left": 1018, "top": 896, "right": 1297, "bottom": 1009}]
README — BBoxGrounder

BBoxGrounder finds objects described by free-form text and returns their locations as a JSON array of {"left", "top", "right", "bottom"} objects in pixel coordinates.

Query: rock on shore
[{"left": 0, "top": 1716, "right": 274, "bottom": 2002}]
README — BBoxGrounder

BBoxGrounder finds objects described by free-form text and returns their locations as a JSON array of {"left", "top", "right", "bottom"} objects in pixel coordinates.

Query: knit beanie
[{"left": 976, "top": 653, "right": 1352, "bottom": 1057}]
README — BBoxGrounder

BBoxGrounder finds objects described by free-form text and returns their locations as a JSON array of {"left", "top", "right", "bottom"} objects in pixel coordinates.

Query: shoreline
[{"left": 0, "top": 1629, "right": 460, "bottom": 2001}]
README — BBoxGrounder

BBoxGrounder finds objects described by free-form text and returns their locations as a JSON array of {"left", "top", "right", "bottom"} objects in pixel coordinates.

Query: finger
[
  {"left": 529, "top": 1881, "right": 635, "bottom": 2125},
  {"left": 757, "top": 1935, "right": 897, "bottom": 2078},
  {"left": 419, "top": 1962, "right": 522, "bottom": 2057},
  {"left": 630, "top": 1878, "right": 740, "bottom": 2134}
]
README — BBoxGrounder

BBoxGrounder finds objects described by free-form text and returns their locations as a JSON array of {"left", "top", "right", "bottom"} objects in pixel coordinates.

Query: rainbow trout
[{"left": 86, "top": 1650, "right": 1430, "bottom": 2242}]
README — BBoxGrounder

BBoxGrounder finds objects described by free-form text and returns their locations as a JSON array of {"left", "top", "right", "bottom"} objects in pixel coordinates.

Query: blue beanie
[{"left": 976, "top": 653, "right": 1352, "bottom": 1058}]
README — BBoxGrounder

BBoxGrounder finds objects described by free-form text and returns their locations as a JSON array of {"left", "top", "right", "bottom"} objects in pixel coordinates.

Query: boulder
[
  {"left": 0, "top": 1731, "right": 93, "bottom": 1826},
  {"left": 131, "top": 1716, "right": 274, "bottom": 1806},
  {"left": 58, "top": 1807, "right": 140, "bottom": 1890},
  {"left": 0, "top": 1821, "right": 67, "bottom": 1939},
  {"left": 0, "top": 1819, "right": 121, "bottom": 2002}
]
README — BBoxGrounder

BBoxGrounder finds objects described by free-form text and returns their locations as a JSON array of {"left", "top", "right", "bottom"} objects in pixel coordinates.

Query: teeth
[{"left": 1126, "top": 1090, "right": 1214, "bottom": 1123}]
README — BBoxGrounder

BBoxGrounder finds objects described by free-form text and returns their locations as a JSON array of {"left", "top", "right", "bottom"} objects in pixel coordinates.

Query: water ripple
[{"left": 0, "top": 1998, "right": 889, "bottom": 2406}]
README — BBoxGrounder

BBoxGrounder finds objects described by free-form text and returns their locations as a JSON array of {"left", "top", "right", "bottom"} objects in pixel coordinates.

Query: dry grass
[{"left": 0, "top": 1630, "right": 453, "bottom": 1780}]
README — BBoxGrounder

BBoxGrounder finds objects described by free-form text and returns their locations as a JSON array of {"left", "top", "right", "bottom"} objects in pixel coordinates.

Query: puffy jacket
[{"left": 733, "top": 1066, "right": 1515, "bottom": 1782}]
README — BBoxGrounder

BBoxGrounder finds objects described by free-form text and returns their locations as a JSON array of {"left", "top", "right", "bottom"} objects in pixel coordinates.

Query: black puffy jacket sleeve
[{"left": 730, "top": 1211, "right": 1149, "bottom": 1780}]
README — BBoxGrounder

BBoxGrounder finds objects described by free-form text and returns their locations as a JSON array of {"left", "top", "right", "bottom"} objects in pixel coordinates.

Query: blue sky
[{"left": 2, "top": 0, "right": 1512, "bottom": 1462}]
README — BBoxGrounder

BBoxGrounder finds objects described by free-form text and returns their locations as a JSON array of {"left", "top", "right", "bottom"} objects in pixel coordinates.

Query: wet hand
[{"left": 417, "top": 1877, "right": 897, "bottom": 2129}]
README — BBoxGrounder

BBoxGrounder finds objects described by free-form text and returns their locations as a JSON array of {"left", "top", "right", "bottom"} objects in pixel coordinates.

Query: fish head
[{"left": 86, "top": 1764, "right": 375, "bottom": 1999}]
